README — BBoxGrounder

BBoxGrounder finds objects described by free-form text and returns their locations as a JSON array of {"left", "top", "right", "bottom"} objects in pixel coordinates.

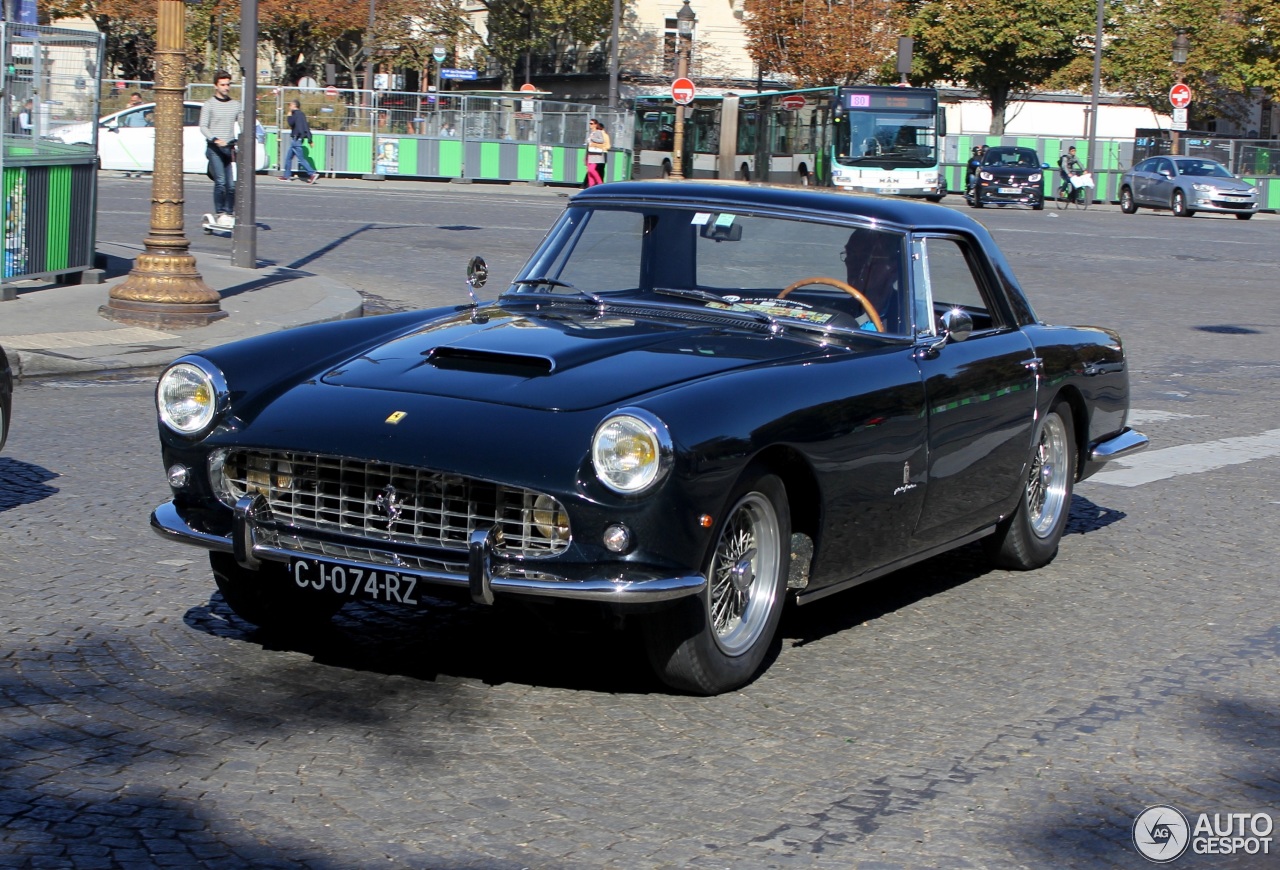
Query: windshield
[
  {"left": 983, "top": 147, "right": 1040, "bottom": 168},
  {"left": 508, "top": 205, "right": 911, "bottom": 336},
  {"left": 834, "top": 111, "right": 938, "bottom": 168},
  {"left": 1174, "top": 159, "right": 1234, "bottom": 178}
]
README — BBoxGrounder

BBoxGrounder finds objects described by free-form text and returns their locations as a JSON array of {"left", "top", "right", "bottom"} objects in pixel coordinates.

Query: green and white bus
[{"left": 829, "top": 85, "right": 947, "bottom": 200}]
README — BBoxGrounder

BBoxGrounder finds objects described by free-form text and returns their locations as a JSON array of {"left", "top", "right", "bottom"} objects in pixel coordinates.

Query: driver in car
[{"left": 842, "top": 229, "right": 902, "bottom": 333}]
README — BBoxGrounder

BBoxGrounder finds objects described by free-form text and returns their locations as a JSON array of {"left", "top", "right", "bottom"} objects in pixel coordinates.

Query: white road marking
[
  {"left": 1127, "top": 409, "right": 1204, "bottom": 426},
  {"left": 1090, "top": 428, "right": 1280, "bottom": 487}
]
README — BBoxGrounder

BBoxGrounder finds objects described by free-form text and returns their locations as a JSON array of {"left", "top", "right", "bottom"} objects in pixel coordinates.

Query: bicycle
[{"left": 1055, "top": 172, "right": 1092, "bottom": 210}]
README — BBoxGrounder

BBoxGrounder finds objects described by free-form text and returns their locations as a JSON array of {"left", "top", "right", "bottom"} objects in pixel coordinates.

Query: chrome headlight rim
[
  {"left": 591, "top": 408, "right": 674, "bottom": 496},
  {"left": 156, "top": 357, "right": 228, "bottom": 437}
]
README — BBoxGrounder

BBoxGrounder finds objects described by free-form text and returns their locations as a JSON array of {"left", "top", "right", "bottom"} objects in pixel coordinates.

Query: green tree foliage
[
  {"left": 477, "top": 0, "right": 612, "bottom": 89},
  {"left": 1103, "top": 1, "right": 1252, "bottom": 125},
  {"left": 907, "top": 0, "right": 1094, "bottom": 133}
]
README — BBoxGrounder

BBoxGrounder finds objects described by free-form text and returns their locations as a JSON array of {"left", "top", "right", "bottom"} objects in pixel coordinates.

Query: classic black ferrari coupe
[{"left": 152, "top": 181, "right": 1147, "bottom": 694}]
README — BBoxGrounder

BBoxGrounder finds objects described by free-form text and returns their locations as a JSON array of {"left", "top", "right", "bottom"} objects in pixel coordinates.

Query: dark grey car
[
  {"left": 1119, "top": 156, "right": 1258, "bottom": 219},
  {"left": 0, "top": 343, "right": 10, "bottom": 453}
]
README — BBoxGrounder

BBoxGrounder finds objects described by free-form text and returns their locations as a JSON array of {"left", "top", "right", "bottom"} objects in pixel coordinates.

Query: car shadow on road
[
  {"left": 0, "top": 457, "right": 60, "bottom": 512},
  {"left": 184, "top": 591, "right": 665, "bottom": 695},
  {"left": 782, "top": 492, "right": 1128, "bottom": 648}
]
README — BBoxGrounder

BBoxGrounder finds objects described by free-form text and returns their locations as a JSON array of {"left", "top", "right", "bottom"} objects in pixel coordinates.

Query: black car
[
  {"left": 968, "top": 146, "right": 1047, "bottom": 209},
  {"left": 151, "top": 181, "right": 1147, "bottom": 694},
  {"left": 0, "top": 343, "right": 9, "bottom": 453}
]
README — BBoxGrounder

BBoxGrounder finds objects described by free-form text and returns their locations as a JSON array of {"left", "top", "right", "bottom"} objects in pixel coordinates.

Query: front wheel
[
  {"left": 1120, "top": 187, "right": 1137, "bottom": 214},
  {"left": 1172, "top": 189, "right": 1194, "bottom": 217},
  {"left": 210, "top": 553, "right": 343, "bottom": 631},
  {"left": 1236, "top": 212, "right": 1254, "bottom": 221},
  {"left": 983, "top": 401, "right": 1075, "bottom": 570},
  {"left": 1077, "top": 187, "right": 1090, "bottom": 210},
  {"left": 642, "top": 472, "right": 790, "bottom": 694}
]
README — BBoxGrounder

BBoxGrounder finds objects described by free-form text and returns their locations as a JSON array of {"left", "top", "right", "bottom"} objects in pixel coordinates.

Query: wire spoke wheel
[
  {"left": 1026, "top": 412, "right": 1071, "bottom": 538},
  {"left": 707, "top": 492, "right": 781, "bottom": 655}
]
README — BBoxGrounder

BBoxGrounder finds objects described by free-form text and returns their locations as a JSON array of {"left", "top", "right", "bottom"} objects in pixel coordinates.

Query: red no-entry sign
[
  {"left": 671, "top": 77, "right": 696, "bottom": 106},
  {"left": 1169, "top": 83, "right": 1192, "bottom": 109}
]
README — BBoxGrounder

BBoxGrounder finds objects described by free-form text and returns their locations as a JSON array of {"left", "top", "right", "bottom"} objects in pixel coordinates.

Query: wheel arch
[
  {"left": 1047, "top": 385, "right": 1089, "bottom": 481},
  {"left": 744, "top": 444, "right": 821, "bottom": 544}
]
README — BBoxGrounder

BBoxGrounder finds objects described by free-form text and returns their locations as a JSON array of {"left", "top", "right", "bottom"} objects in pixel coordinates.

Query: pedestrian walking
[
  {"left": 583, "top": 118, "right": 610, "bottom": 187},
  {"left": 199, "top": 70, "right": 241, "bottom": 227},
  {"left": 280, "top": 100, "right": 319, "bottom": 184}
]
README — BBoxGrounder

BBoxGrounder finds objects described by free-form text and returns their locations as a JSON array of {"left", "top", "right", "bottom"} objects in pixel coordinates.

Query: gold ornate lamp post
[
  {"left": 670, "top": 0, "right": 696, "bottom": 180},
  {"left": 102, "top": 0, "right": 225, "bottom": 327}
]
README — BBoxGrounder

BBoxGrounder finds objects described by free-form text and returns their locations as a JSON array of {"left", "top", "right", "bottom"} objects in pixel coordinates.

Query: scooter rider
[{"left": 965, "top": 145, "right": 986, "bottom": 199}]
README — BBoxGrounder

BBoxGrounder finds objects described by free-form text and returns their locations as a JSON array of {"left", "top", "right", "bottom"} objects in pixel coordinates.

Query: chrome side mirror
[
  {"left": 466, "top": 255, "right": 488, "bottom": 306},
  {"left": 940, "top": 307, "right": 973, "bottom": 343}
]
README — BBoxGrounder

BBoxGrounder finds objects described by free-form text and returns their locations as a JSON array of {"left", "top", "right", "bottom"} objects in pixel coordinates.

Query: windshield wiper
[{"left": 511, "top": 277, "right": 604, "bottom": 306}]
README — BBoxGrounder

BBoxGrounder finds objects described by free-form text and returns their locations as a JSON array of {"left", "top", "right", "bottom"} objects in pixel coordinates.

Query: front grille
[{"left": 215, "top": 450, "right": 570, "bottom": 557}]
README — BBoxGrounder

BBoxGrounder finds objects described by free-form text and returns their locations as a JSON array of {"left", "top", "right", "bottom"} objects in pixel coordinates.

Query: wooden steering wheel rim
[{"left": 778, "top": 276, "right": 884, "bottom": 333}]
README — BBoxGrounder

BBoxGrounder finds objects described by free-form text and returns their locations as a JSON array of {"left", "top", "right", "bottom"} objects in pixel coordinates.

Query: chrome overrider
[
  {"left": 150, "top": 494, "right": 707, "bottom": 607},
  {"left": 1089, "top": 427, "right": 1150, "bottom": 463}
]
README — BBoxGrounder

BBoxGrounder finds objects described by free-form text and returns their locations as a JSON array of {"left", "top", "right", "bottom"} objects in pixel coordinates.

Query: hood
[{"left": 320, "top": 305, "right": 821, "bottom": 411}]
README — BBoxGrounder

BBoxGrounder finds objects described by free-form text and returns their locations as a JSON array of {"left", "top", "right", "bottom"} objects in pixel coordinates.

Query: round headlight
[
  {"left": 591, "top": 410, "right": 672, "bottom": 495},
  {"left": 157, "top": 360, "right": 224, "bottom": 435}
]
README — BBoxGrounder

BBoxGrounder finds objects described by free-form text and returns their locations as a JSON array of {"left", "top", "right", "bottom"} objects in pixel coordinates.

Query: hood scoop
[{"left": 424, "top": 345, "right": 555, "bottom": 376}]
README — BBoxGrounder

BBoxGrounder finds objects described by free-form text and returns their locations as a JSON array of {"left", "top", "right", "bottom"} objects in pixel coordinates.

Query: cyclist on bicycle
[{"left": 1058, "top": 146, "right": 1084, "bottom": 197}]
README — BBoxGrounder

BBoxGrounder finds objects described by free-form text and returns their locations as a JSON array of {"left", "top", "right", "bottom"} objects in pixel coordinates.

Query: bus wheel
[
  {"left": 797, "top": 165, "right": 810, "bottom": 186},
  {"left": 740, "top": 163, "right": 751, "bottom": 182},
  {"left": 661, "top": 160, "right": 672, "bottom": 178}
]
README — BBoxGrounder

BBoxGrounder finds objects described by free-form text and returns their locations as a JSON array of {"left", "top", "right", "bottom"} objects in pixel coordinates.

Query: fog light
[
  {"left": 167, "top": 464, "right": 190, "bottom": 489},
  {"left": 602, "top": 524, "right": 631, "bottom": 553}
]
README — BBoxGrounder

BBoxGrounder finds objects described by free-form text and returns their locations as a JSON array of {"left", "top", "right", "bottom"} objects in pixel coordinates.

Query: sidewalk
[{"left": 0, "top": 240, "right": 364, "bottom": 380}]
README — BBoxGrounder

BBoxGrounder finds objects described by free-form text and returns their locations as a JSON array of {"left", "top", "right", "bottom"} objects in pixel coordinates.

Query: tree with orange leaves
[{"left": 743, "top": 0, "right": 904, "bottom": 87}]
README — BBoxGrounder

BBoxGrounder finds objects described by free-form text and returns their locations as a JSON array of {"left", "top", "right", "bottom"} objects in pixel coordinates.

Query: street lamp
[
  {"left": 670, "top": 0, "right": 696, "bottom": 180},
  {"left": 1171, "top": 29, "right": 1190, "bottom": 155},
  {"left": 103, "top": 0, "right": 223, "bottom": 326}
]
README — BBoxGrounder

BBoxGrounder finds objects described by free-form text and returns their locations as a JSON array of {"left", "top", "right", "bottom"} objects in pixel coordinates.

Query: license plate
[
  {"left": 292, "top": 558, "right": 422, "bottom": 605},
  {"left": 998, "top": 187, "right": 1021, "bottom": 194},
  {"left": 881, "top": 187, "right": 899, "bottom": 195}
]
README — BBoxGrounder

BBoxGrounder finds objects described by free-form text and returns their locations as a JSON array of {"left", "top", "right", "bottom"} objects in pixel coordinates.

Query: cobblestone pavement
[{"left": 2, "top": 187, "right": 1278, "bottom": 868}]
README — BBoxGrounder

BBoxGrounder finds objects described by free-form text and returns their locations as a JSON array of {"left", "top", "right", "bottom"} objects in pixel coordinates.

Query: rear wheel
[
  {"left": 210, "top": 553, "right": 343, "bottom": 631},
  {"left": 984, "top": 401, "right": 1075, "bottom": 570},
  {"left": 1055, "top": 183, "right": 1070, "bottom": 209},
  {"left": 642, "top": 472, "right": 789, "bottom": 694},
  {"left": 740, "top": 162, "right": 751, "bottom": 182}
]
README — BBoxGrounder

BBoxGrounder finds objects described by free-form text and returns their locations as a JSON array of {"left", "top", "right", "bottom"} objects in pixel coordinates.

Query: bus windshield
[{"left": 835, "top": 111, "right": 938, "bottom": 169}]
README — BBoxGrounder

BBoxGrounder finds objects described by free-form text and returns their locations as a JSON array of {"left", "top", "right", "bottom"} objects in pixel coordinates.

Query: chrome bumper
[
  {"left": 150, "top": 497, "right": 706, "bottom": 607},
  {"left": 1089, "top": 427, "right": 1149, "bottom": 463}
]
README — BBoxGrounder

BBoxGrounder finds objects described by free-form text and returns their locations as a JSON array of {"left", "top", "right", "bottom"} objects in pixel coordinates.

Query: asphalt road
[{"left": 1, "top": 176, "right": 1278, "bottom": 868}]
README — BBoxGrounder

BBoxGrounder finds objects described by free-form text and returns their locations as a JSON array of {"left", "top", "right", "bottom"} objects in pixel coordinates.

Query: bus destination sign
[{"left": 843, "top": 89, "right": 934, "bottom": 112}]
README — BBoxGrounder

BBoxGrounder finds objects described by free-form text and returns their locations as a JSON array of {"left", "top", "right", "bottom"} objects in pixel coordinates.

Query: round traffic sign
[
  {"left": 671, "top": 77, "right": 696, "bottom": 106},
  {"left": 520, "top": 83, "right": 538, "bottom": 92},
  {"left": 780, "top": 94, "right": 807, "bottom": 111},
  {"left": 325, "top": 86, "right": 338, "bottom": 97},
  {"left": 1169, "top": 82, "right": 1192, "bottom": 109}
]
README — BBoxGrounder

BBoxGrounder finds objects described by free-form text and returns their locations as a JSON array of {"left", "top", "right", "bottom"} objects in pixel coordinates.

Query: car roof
[{"left": 571, "top": 180, "right": 986, "bottom": 236}]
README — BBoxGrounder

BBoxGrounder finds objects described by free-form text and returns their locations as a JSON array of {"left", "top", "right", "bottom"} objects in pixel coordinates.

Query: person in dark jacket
[{"left": 280, "top": 100, "right": 319, "bottom": 183}]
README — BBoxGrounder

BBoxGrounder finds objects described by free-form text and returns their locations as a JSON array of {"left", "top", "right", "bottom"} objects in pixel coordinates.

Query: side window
[
  {"left": 914, "top": 237, "right": 1002, "bottom": 334},
  {"left": 184, "top": 105, "right": 202, "bottom": 127}
]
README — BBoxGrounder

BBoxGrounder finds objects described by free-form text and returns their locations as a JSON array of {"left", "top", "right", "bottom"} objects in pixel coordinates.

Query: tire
[
  {"left": 1077, "top": 188, "right": 1090, "bottom": 210},
  {"left": 660, "top": 159, "right": 671, "bottom": 179},
  {"left": 1236, "top": 212, "right": 1254, "bottom": 221},
  {"left": 983, "top": 401, "right": 1075, "bottom": 570},
  {"left": 642, "top": 472, "right": 790, "bottom": 694},
  {"left": 797, "top": 164, "right": 810, "bottom": 186},
  {"left": 1055, "top": 184, "right": 1069, "bottom": 209},
  {"left": 971, "top": 192, "right": 984, "bottom": 209},
  {"left": 210, "top": 552, "right": 343, "bottom": 631},
  {"left": 1120, "top": 187, "right": 1137, "bottom": 214},
  {"left": 740, "top": 163, "right": 751, "bottom": 182},
  {"left": 1032, "top": 198, "right": 1044, "bottom": 211},
  {"left": 1172, "top": 189, "right": 1194, "bottom": 217}
]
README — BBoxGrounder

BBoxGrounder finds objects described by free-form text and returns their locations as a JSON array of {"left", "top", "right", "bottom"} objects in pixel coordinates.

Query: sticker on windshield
[{"left": 707, "top": 297, "right": 835, "bottom": 324}]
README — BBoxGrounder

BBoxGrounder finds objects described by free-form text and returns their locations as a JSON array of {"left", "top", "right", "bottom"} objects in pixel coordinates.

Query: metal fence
[{"left": 3, "top": 23, "right": 103, "bottom": 284}]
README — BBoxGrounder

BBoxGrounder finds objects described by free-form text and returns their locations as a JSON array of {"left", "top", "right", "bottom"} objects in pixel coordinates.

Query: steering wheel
[{"left": 778, "top": 277, "right": 884, "bottom": 333}]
